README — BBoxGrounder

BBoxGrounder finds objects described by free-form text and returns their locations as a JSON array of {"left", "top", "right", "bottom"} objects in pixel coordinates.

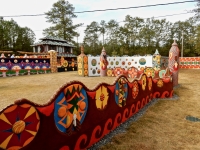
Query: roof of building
[{"left": 31, "top": 36, "right": 75, "bottom": 48}]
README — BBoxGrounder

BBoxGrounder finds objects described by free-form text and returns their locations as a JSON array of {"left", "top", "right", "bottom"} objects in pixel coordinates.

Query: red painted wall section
[{"left": 0, "top": 71, "right": 173, "bottom": 150}]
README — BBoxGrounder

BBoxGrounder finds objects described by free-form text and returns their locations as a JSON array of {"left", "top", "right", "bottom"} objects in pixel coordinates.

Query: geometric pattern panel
[{"left": 179, "top": 57, "right": 200, "bottom": 69}]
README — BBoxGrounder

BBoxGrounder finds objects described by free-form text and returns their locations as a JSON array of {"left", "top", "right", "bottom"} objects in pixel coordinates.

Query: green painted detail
[{"left": 186, "top": 116, "right": 200, "bottom": 122}]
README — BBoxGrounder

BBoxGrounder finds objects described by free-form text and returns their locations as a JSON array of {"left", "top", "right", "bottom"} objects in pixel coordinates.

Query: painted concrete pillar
[
  {"left": 48, "top": 50, "right": 57, "bottom": 73},
  {"left": 168, "top": 40, "right": 179, "bottom": 87},
  {"left": 100, "top": 47, "right": 108, "bottom": 77},
  {"left": 77, "top": 46, "right": 88, "bottom": 76}
]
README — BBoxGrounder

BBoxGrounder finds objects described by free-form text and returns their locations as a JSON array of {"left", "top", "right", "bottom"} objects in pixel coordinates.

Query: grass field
[{"left": 0, "top": 69, "right": 200, "bottom": 150}]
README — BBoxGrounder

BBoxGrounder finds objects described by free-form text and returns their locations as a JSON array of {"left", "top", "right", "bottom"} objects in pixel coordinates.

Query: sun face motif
[
  {"left": 0, "top": 104, "right": 40, "bottom": 150},
  {"left": 95, "top": 86, "right": 109, "bottom": 110}
]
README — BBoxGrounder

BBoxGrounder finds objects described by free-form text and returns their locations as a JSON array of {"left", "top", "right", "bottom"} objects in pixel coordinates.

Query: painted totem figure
[
  {"left": 100, "top": 47, "right": 108, "bottom": 76},
  {"left": 152, "top": 49, "right": 161, "bottom": 71},
  {"left": 168, "top": 40, "right": 179, "bottom": 87}
]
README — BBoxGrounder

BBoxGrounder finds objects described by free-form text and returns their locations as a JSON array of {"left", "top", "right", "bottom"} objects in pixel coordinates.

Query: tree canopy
[
  {"left": 43, "top": 0, "right": 82, "bottom": 44},
  {"left": 0, "top": 18, "right": 35, "bottom": 53}
]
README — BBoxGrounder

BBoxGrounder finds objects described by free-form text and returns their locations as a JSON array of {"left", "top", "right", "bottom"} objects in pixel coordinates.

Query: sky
[{"left": 0, "top": 0, "right": 197, "bottom": 43}]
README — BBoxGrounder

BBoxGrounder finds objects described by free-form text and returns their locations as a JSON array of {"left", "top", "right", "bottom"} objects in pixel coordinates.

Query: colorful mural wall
[
  {"left": 0, "top": 72, "right": 173, "bottom": 150},
  {"left": 0, "top": 57, "right": 51, "bottom": 77},
  {"left": 57, "top": 56, "right": 77, "bottom": 72},
  {"left": 0, "top": 50, "right": 78, "bottom": 77},
  {"left": 78, "top": 54, "right": 169, "bottom": 78},
  {"left": 179, "top": 57, "right": 200, "bottom": 69}
]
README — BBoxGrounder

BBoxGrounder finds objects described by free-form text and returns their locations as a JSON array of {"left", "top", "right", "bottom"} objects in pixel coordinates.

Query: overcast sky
[{"left": 0, "top": 0, "right": 197, "bottom": 43}]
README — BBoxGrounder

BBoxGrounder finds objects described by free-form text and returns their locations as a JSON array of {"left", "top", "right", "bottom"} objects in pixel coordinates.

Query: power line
[
  {"left": 0, "top": 1, "right": 197, "bottom": 18},
  {"left": 32, "top": 11, "right": 194, "bottom": 31},
  {"left": 75, "top": 1, "right": 197, "bottom": 13}
]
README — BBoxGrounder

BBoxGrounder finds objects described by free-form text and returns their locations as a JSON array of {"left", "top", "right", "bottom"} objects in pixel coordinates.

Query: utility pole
[{"left": 181, "top": 31, "right": 183, "bottom": 57}]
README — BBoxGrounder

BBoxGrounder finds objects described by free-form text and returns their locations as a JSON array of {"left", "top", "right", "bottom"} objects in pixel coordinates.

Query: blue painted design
[
  {"left": 54, "top": 92, "right": 67, "bottom": 133},
  {"left": 115, "top": 77, "right": 128, "bottom": 107},
  {"left": 54, "top": 85, "right": 88, "bottom": 133}
]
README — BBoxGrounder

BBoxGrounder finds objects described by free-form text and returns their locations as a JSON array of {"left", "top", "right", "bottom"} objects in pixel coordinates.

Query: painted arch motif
[{"left": 54, "top": 84, "right": 88, "bottom": 135}]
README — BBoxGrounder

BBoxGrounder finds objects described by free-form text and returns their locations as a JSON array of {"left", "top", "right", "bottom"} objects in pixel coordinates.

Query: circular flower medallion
[
  {"left": 107, "top": 69, "right": 113, "bottom": 77},
  {"left": 78, "top": 69, "right": 82, "bottom": 75},
  {"left": 144, "top": 67, "right": 155, "bottom": 78},
  {"left": 115, "top": 61, "right": 119, "bottom": 65},
  {"left": 122, "top": 61, "right": 125, "bottom": 65},
  {"left": 84, "top": 64, "right": 88, "bottom": 70},
  {"left": 0, "top": 104, "right": 40, "bottom": 150},
  {"left": 132, "top": 81, "right": 139, "bottom": 99},
  {"left": 141, "top": 74, "right": 146, "bottom": 91},
  {"left": 83, "top": 56, "right": 88, "bottom": 63},
  {"left": 78, "top": 63, "right": 82, "bottom": 69},
  {"left": 84, "top": 70, "right": 88, "bottom": 76},
  {"left": 78, "top": 57, "right": 82, "bottom": 63},
  {"left": 110, "top": 61, "right": 114, "bottom": 65},
  {"left": 95, "top": 85, "right": 109, "bottom": 110},
  {"left": 157, "top": 79, "right": 163, "bottom": 87},
  {"left": 128, "top": 67, "right": 138, "bottom": 78}
]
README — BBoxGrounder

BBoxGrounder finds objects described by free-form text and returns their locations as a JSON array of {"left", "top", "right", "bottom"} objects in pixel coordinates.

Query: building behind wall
[{"left": 31, "top": 36, "right": 76, "bottom": 56}]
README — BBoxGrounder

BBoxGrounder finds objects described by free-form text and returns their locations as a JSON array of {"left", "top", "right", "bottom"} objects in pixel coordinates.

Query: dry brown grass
[
  {"left": 0, "top": 72, "right": 118, "bottom": 110},
  {"left": 0, "top": 70, "right": 200, "bottom": 150}
]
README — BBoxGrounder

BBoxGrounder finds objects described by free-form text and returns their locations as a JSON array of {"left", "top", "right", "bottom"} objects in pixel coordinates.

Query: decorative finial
[
  {"left": 154, "top": 49, "right": 160, "bottom": 55},
  {"left": 102, "top": 47, "right": 105, "bottom": 52},
  {"left": 81, "top": 46, "right": 84, "bottom": 54},
  {"left": 172, "top": 38, "right": 178, "bottom": 46}
]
